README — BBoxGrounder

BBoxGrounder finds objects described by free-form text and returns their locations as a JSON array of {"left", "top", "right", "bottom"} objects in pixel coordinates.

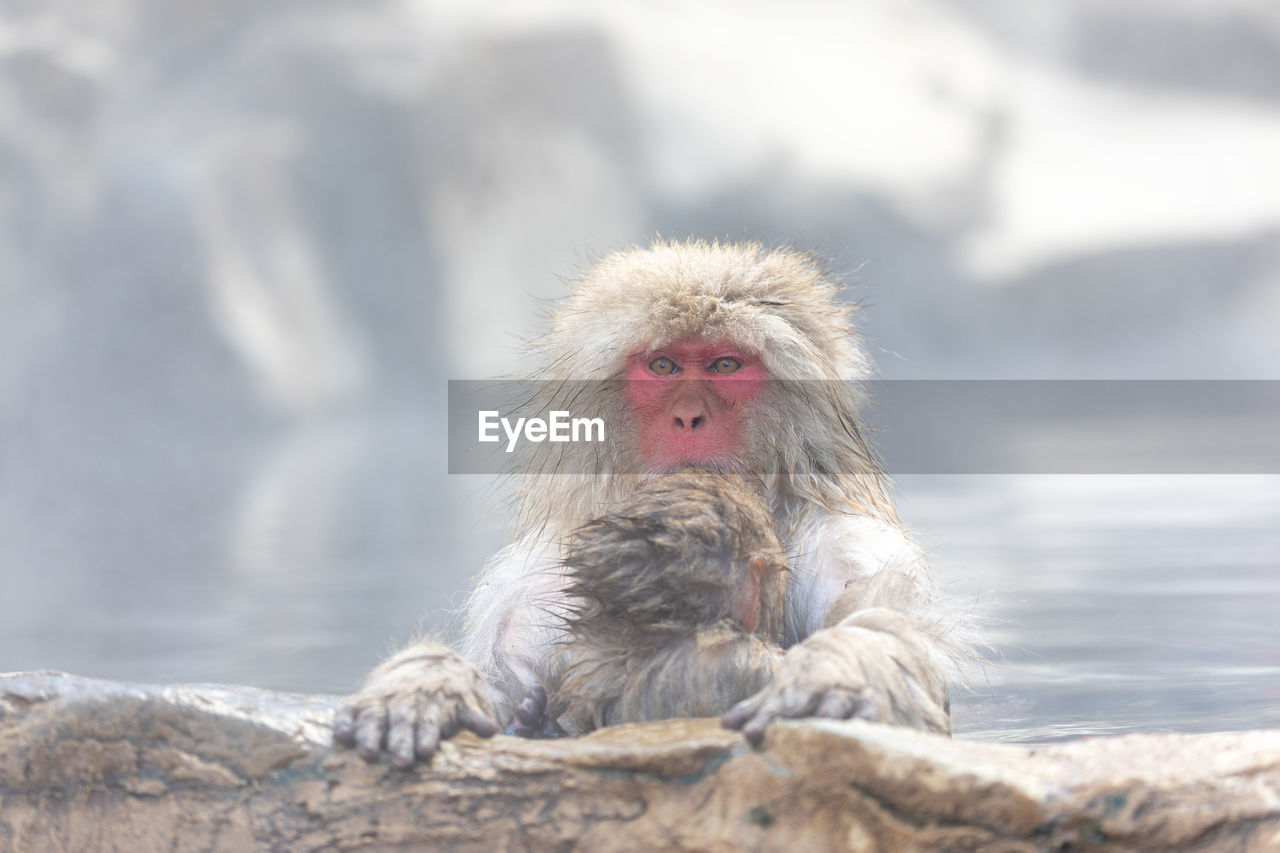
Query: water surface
[{"left": 3, "top": 421, "right": 1277, "bottom": 743}]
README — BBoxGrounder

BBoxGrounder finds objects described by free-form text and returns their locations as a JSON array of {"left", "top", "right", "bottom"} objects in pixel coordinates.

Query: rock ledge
[{"left": 2, "top": 672, "right": 1278, "bottom": 851}]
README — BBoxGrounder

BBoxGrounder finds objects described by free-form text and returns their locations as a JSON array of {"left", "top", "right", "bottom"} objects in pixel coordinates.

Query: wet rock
[{"left": 1, "top": 671, "right": 1278, "bottom": 851}]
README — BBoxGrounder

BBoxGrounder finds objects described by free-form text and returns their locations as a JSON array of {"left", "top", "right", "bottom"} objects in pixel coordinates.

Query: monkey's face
[{"left": 624, "top": 338, "right": 767, "bottom": 473}]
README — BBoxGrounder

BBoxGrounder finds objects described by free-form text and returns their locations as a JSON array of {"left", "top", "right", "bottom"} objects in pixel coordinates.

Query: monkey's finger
[
  {"left": 414, "top": 701, "right": 449, "bottom": 759},
  {"left": 458, "top": 705, "right": 499, "bottom": 738},
  {"left": 814, "top": 692, "right": 856, "bottom": 720},
  {"left": 779, "top": 685, "right": 822, "bottom": 718},
  {"left": 739, "top": 696, "right": 787, "bottom": 745},
  {"left": 506, "top": 711, "right": 539, "bottom": 737},
  {"left": 415, "top": 716, "right": 443, "bottom": 761},
  {"left": 353, "top": 704, "right": 389, "bottom": 762},
  {"left": 333, "top": 706, "right": 357, "bottom": 745},
  {"left": 721, "top": 695, "right": 764, "bottom": 729},
  {"left": 386, "top": 694, "right": 420, "bottom": 769},
  {"left": 849, "top": 695, "right": 880, "bottom": 723},
  {"left": 514, "top": 690, "right": 544, "bottom": 729},
  {"left": 740, "top": 712, "right": 775, "bottom": 747}
]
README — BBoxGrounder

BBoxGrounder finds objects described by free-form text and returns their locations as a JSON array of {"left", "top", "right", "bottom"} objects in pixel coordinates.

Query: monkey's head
[
  {"left": 518, "top": 240, "right": 892, "bottom": 531},
  {"left": 543, "top": 240, "right": 873, "bottom": 474},
  {"left": 563, "top": 468, "right": 789, "bottom": 642}
]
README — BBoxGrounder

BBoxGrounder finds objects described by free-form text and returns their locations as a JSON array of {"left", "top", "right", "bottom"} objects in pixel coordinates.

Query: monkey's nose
[{"left": 672, "top": 396, "right": 708, "bottom": 431}]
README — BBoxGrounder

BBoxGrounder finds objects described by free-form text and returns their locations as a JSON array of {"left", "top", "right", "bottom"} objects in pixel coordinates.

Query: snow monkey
[
  {"left": 549, "top": 468, "right": 789, "bottom": 733},
  {"left": 333, "top": 240, "right": 957, "bottom": 767}
]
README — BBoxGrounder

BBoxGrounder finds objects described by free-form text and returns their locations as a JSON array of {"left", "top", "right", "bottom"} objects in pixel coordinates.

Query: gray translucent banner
[{"left": 448, "top": 380, "right": 1280, "bottom": 475}]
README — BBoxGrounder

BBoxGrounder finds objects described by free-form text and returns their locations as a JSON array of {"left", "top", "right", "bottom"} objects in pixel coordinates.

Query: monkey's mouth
[
  {"left": 648, "top": 452, "right": 741, "bottom": 475},
  {"left": 639, "top": 421, "right": 749, "bottom": 474}
]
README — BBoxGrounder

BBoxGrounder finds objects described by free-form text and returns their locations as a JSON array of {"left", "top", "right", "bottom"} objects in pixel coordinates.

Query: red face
[{"left": 624, "top": 339, "right": 768, "bottom": 472}]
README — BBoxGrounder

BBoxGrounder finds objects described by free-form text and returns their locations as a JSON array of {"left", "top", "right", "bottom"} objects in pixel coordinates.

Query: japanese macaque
[
  {"left": 550, "top": 468, "right": 788, "bottom": 733},
  {"left": 334, "top": 239, "right": 959, "bottom": 767}
]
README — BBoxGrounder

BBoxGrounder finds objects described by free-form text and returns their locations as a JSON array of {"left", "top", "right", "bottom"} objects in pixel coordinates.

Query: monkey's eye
[
  {"left": 710, "top": 357, "right": 742, "bottom": 374},
  {"left": 649, "top": 356, "right": 678, "bottom": 375}
]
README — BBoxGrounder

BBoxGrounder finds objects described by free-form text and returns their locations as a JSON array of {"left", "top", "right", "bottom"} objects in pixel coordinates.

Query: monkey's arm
[
  {"left": 726, "top": 512, "right": 954, "bottom": 742},
  {"left": 457, "top": 534, "right": 568, "bottom": 722},
  {"left": 333, "top": 642, "right": 499, "bottom": 768},
  {"left": 783, "top": 513, "right": 942, "bottom": 640},
  {"left": 721, "top": 608, "right": 950, "bottom": 743},
  {"left": 334, "top": 536, "right": 565, "bottom": 764}
]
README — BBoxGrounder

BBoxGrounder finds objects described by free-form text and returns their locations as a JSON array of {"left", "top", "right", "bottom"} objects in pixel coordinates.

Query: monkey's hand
[
  {"left": 508, "top": 683, "right": 567, "bottom": 739},
  {"left": 721, "top": 608, "right": 950, "bottom": 745},
  {"left": 333, "top": 642, "right": 499, "bottom": 768}
]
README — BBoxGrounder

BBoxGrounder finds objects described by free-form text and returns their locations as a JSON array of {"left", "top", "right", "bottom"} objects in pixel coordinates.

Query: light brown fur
[
  {"left": 336, "top": 239, "right": 964, "bottom": 765},
  {"left": 506, "top": 240, "right": 894, "bottom": 537}
]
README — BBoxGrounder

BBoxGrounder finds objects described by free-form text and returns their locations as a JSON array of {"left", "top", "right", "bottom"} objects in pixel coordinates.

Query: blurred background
[{"left": 2, "top": 0, "right": 1278, "bottom": 741}]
